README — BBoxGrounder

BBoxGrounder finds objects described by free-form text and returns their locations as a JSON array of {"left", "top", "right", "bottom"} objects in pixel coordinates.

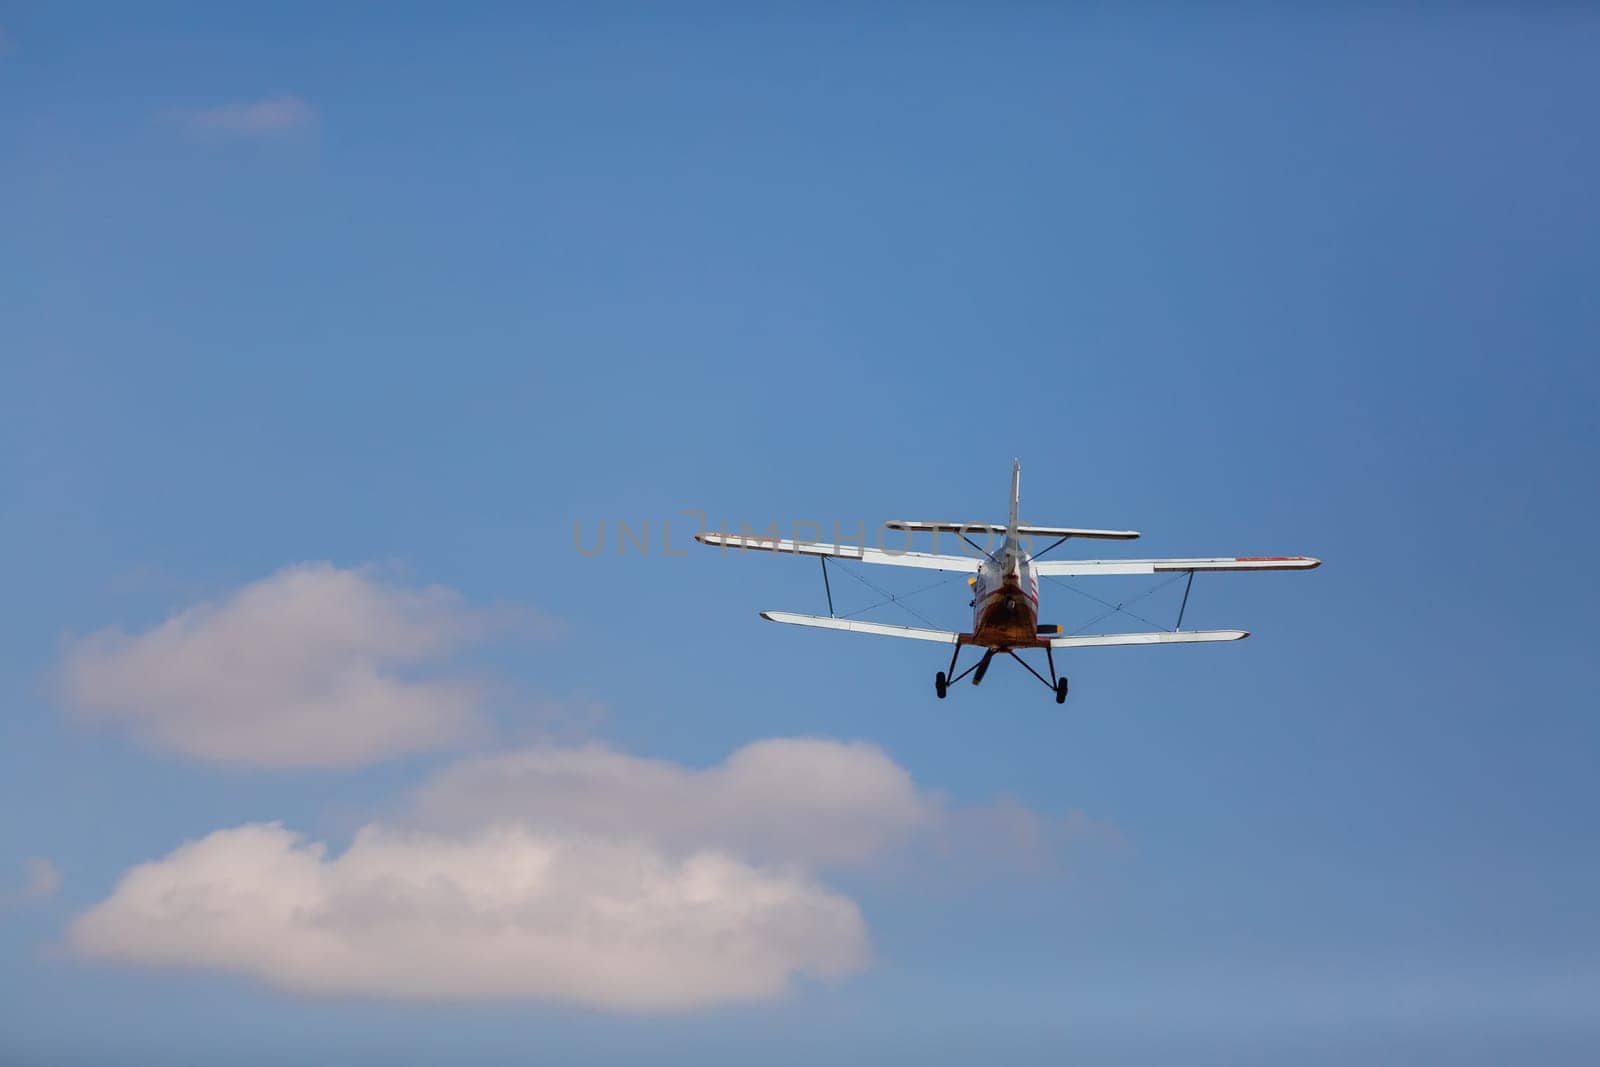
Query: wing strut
[
  {"left": 820, "top": 557, "right": 835, "bottom": 617},
  {"left": 1175, "top": 571, "right": 1195, "bottom": 630},
  {"left": 962, "top": 534, "right": 998, "bottom": 562},
  {"left": 1030, "top": 535, "right": 1071, "bottom": 561}
]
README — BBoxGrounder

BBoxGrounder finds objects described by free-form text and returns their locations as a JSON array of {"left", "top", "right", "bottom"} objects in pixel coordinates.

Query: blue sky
[{"left": 4, "top": 5, "right": 1599, "bottom": 1064}]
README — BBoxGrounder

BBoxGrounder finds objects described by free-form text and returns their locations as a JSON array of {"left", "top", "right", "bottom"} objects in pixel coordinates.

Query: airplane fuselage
[{"left": 971, "top": 537, "right": 1041, "bottom": 649}]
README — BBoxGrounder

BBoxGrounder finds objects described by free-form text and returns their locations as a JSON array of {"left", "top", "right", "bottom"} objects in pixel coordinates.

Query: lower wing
[
  {"left": 1050, "top": 629, "right": 1248, "bottom": 648},
  {"left": 760, "top": 613, "right": 1245, "bottom": 650}
]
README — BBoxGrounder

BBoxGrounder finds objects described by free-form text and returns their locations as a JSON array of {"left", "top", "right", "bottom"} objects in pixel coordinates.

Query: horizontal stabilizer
[
  {"left": 1035, "top": 556, "right": 1320, "bottom": 576},
  {"left": 886, "top": 521, "right": 1140, "bottom": 540},
  {"left": 1050, "top": 629, "right": 1249, "bottom": 648},
  {"left": 696, "top": 532, "right": 980, "bottom": 572},
  {"left": 760, "top": 611, "right": 960, "bottom": 644},
  {"left": 1018, "top": 525, "right": 1140, "bottom": 540}
]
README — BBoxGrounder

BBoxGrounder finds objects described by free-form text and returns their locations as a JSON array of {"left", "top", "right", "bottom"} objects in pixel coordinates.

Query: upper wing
[
  {"left": 695, "top": 532, "right": 980, "bottom": 572},
  {"left": 760, "top": 611, "right": 960, "bottom": 643},
  {"left": 886, "top": 521, "right": 1140, "bottom": 540},
  {"left": 1035, "top": 556, "right": 1321, "bottom": 576},
  {"left": 1050, "top": 629, "right": 1248, "bottom": 648}
]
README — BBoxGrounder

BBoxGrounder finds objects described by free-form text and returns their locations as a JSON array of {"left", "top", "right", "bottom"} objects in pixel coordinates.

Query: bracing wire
[
  {"left": 1043, "top": 571, "right": 1189, "bottom": 634},
  {"left": 829, "top": 560, "right": 955, "bottom": 629}
]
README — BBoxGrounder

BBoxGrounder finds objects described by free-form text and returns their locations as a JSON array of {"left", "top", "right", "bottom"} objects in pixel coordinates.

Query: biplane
[{"left": 696, "top": 461, "right": 1319, "bottom": 702}]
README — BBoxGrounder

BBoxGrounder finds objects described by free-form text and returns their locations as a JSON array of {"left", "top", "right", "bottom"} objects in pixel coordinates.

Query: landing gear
[{"left": 933, "top": 642, "right": 1066, "bottom": 703}]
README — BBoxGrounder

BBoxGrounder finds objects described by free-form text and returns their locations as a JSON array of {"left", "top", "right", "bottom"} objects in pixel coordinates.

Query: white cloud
[
  {"left": 69, "top": 739, "right": 909, "bottom": 1009},
  {"left": 404, "top": 737, "right": 1111, "bottom": 877},
  {"left": 70, "top": 822, "right": 864, "bottom": 1011},
  {"left": 69, "top": 736, "right": 1103, "bottom": 1009},
  {"left": 409, "top": 737, "right": 932, "bottom": 868},
  {"left": 25, "top": 857, "right": 61, "bottom": 899},
  {"left": 181, "top": 94, "right": 316, "bottom": 136},
  {"left": 57, "top": 563, "right": 495, "bottom": 769}
]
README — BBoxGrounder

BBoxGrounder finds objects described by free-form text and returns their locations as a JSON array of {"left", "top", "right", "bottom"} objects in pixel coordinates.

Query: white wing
[
  {"left": 1035, "top": 556, "right": 1321, "bottom": 576},
  {"left": 696, "top": 532, "right": 980, "bottom": 572},
  {"left": 1050, "top": 629, "right": 1248, "bottom": 648},
  {"left": 760, "top": 611, "right": 960, "bottom": 643},
  {"left": 762, "top": 614, "right": 1245, "bottom": 649}
]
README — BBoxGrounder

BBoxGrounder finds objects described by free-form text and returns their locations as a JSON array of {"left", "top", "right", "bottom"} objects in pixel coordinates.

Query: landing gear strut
[
  {"left": 934, "top": 641, "right": 1069, "bottom": 702},
  {"left": 936, "top": 643, "right": 984, "bottom": 696},
  {"left": 1048, "top": 645, "right": 1068, "bottom": 705}
]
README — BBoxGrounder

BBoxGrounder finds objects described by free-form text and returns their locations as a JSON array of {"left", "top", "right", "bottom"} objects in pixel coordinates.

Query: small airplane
[{"left": 696, "top": 460, "right": 1319, "bottom": 702}]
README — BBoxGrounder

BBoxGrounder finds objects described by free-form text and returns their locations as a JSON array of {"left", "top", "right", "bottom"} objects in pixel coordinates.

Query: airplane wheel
[
  {"left": 1055, "top": 677, "right": 1069, "bottom": 704},
  {"left": 935, "top": 672, "right": 948, "bottom": 699}
]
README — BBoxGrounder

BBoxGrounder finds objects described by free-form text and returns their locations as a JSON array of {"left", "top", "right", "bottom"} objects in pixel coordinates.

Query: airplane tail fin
[{"left": 1008, "top": 459, "right": 1021, "bottom": 541}]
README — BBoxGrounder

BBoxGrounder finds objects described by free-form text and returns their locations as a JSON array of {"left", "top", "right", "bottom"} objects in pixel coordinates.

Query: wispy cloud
[
  {"left": 179, "top": 94, "right": 317, "bottom": 137},
  {"left": 2, "top": 857, "right": 60, "bottom": 909},
  {"left": 25, "top": 857, "right": 61, "bottom": 899},
  {"left": 57, "top": 563, "right": 507, "bottom": 769}
]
